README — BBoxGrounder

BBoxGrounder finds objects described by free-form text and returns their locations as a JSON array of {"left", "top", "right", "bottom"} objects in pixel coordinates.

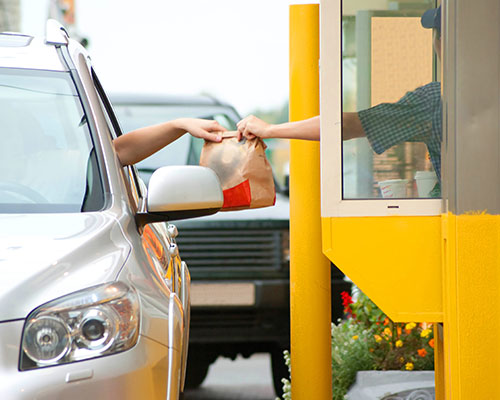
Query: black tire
[
  {"left": 184, "top": 348, "right": 213, "bottom": 389},
  {"left": 271, "top": 347, "right": 290, "bottom": 398}
]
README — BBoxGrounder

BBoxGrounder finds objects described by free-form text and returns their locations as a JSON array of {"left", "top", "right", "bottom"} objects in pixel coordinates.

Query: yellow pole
[{"left": 289, "top": 4, "right": 332, "bottom": 400}]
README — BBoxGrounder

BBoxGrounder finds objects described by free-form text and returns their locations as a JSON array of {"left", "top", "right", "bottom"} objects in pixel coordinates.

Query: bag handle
[{"left": 221, "top": 131, "right": 239, "bottom": 139}]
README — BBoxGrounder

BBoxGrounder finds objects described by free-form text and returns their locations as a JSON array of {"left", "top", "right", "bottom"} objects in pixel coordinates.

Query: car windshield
[
  {"left": 0, "top": 68, "right": 103, "bottom": 213},
  {"left": 113, "top": 103, "right": 238, "bottom": 184}
]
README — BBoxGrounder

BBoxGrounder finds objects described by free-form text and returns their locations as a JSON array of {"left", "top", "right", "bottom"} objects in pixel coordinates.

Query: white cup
[
  {"left": 415, "top": 171, "right": 438, "bottom": 198},
  {"left": 378, "top": 179, "right": 408, "bottom": 198}
]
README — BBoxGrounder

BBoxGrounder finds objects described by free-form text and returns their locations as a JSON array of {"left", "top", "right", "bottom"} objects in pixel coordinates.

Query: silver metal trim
[{"left": 442, "top": 0, "right": 500, "bottom": 214}]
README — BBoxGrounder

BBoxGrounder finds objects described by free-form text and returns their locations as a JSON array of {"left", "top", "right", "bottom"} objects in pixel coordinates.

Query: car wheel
[{"left": 271, "top": 346, "right": 289, "bottom": 398}]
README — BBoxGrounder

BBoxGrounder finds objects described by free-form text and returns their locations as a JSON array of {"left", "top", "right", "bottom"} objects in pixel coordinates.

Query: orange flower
[
  {"left": 397, "top": 326, "right": 402, "bottom": 336},
  {"left": 374, "top": 335, "right": 382, "bottom": 343},
  {"left": 428, "top": 338, "right": 435, "bottom": 348},
  {"left": 417, "top": 348, "right": 428, "bottom": 357},
  {"left": 383, "top": 317, "right": 390, "bottom": 326},
  {"left": 383, "top": 327, "right": 392, "bottom": 337}
]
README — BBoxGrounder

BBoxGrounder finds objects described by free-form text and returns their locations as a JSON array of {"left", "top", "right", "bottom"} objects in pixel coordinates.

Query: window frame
[{"left": 91, "top": 69, "right": 146, "bottom": 211}]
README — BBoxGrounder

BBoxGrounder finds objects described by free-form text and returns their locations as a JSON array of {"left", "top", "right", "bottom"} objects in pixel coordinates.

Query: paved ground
[{"left": 183, "top": 353, "right": 278, "bottom": 400}]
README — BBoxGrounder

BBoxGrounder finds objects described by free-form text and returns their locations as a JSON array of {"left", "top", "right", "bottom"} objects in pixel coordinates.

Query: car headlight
[{"left": 20, "top": 282, "right": 139, "bottom": 370}]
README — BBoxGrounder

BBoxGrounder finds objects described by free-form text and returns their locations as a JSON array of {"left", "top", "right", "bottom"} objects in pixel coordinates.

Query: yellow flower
[
  {"left": 352, "top": 335, "right": 359, "bottom": 340},
  {"left": 383, "top": 327, "right": 392, "bottom": 337},
  {"left": 405, "top": 362, "right": 414, "bottom": 371},
  {"left": 399, "top": 357, "right": 405, "bottom": 363},
  {"left": 421, "top": 328, "right": 432, "bottom": 338},
  {"left": 405, "top": 322, "right": 417, "bottom": 331},
  {"left": 395, "top": 340, "right": 403, "bottom": 348},
  {"left": 374, "top": 334, "right": 382, "bottom": 343}
]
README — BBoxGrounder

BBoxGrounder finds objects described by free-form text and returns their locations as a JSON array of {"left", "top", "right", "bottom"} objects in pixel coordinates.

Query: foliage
[
  {"left": 330, "top": 318, "right": 376, "bottom": 399},
  {"left": 276, "top": 288, "right": 435, "bottom": 400}
]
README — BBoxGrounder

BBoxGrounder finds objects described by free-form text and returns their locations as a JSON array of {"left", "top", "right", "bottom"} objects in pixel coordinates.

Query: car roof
[
  {"left": 0, "top": 21, "right": 72, "bottom": 71},
  {"left": 0, "top": 34, "right": 65, "bottom": 71}
]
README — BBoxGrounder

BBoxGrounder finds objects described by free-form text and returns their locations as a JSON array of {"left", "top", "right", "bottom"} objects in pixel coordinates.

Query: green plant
[
  {"left": 276, "top": 288, "right": 435, "bottom": 400},
  {"left": 330, "top": 318, "right": 375, "bottom": 399}
]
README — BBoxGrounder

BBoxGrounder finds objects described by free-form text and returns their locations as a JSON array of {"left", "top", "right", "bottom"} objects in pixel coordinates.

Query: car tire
[{"left": 271, "top": 346, "right": 289, "bottom": 398}]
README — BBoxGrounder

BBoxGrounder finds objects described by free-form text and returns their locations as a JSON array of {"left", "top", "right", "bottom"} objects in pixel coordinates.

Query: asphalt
[{"left": 183, "top": 354, "right": 278, "bottom": 400}]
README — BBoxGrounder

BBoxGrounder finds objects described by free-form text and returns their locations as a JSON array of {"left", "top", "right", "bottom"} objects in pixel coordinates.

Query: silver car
[{"left": 0, "top": 21, "right": 223, "bottom": 399}]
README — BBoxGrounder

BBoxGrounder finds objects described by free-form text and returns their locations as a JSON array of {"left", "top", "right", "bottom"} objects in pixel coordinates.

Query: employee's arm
[{"left": 236, "top": 113, "right": 365, "bottom": 141}]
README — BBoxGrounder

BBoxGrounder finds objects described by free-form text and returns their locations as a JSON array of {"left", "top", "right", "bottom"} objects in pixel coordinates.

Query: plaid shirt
[{"left": 358, "top": 81, "right": 442, "bottom": 179}]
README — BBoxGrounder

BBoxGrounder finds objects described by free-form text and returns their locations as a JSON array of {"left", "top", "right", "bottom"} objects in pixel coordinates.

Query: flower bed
[{"left": 277, "top": 289, "right": 434, "bottom": 400}]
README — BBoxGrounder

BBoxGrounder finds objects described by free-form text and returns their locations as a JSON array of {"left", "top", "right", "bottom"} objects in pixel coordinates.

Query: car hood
[{"left": 0, "top": 212, "right": 130, "bottom": 321}]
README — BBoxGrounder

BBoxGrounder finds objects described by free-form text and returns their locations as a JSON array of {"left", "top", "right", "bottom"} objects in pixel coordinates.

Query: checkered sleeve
[{"left": 358, "top": 83, "right": 439, "bottom": 154}]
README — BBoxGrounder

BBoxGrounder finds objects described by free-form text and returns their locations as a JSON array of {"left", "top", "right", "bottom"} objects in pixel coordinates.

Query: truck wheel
[
  {"left": 184, "top": 348, "right": 212, "bottom": 389},
  {"left": 271, "top": 347, "right": 289, "bottom": 398}
]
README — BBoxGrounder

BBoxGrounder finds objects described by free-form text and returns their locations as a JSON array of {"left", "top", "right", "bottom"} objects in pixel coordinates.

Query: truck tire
[
  {"left": 184, "top": 359, "right": 210, "bottom": 389},
  {"left": 184, "top": 346, "right": 214, "bottom": 389},
  {"left": 271, "top": 346, "right": 289, "bottom": 398}
]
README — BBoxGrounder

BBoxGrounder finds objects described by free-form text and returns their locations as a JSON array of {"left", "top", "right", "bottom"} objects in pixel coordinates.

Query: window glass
[
  {"left": 0, "top": 68, "right": 103, "bottom": 213},
  {"left": 342, "top": 1, "right": 441, "bottom": 200}
]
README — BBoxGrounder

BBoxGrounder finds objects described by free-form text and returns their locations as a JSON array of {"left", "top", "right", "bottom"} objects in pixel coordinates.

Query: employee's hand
[
  {"left": 177, "top": 118, "right": 226, "bottom": 142},
  {"left": 237, "top": 115, "right": 271, "bottom": 141}
]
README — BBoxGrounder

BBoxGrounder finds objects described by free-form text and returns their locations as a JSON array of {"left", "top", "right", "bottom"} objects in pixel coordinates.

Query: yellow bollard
[{"left": 289, "top": 4, "right": 332, "bottom": 400}]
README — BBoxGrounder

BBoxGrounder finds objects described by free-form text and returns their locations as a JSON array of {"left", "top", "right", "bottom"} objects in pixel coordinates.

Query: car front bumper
[{"left": 0, "top": 320, "right": 178, "bottom": 400}]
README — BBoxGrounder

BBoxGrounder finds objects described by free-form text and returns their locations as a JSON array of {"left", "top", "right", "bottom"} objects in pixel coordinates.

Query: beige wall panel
[{"left": 371, "top": 17, "right": 433, "bottom": 105}]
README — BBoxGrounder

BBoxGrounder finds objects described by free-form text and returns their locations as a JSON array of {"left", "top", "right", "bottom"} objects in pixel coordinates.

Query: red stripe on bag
[{"left": 222, "top": 179, "right": 251, "bottom": 209}]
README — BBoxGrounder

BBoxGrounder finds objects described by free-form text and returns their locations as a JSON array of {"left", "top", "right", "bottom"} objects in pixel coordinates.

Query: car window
[{"left": 0, "top": 67, "right": 104, "bottom": 213}]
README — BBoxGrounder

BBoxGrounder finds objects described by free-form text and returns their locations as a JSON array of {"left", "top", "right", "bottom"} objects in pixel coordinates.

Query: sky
[{"left": 20, "top": 0, "right": 316, "bottom": 115}]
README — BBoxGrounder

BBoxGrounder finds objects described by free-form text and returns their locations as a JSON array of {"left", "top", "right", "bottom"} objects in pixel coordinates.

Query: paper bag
[{"left": 199, "top": 131, "right": 276, "bottom": 211}]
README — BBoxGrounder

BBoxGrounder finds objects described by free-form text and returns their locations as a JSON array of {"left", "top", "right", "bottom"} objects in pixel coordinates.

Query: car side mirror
[{"left": 136, "top": 166, "right": 223, "bottom": 226}]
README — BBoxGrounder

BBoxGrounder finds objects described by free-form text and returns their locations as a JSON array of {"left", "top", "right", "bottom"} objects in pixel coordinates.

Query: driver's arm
[{"left": 113, "top": 118, "right": 225, "bottom": 166}]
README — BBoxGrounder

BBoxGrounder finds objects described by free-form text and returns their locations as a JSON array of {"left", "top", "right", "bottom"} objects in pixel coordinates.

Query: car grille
[{"left": 176, "top": 227, "right": 287, "bottom": 270}]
